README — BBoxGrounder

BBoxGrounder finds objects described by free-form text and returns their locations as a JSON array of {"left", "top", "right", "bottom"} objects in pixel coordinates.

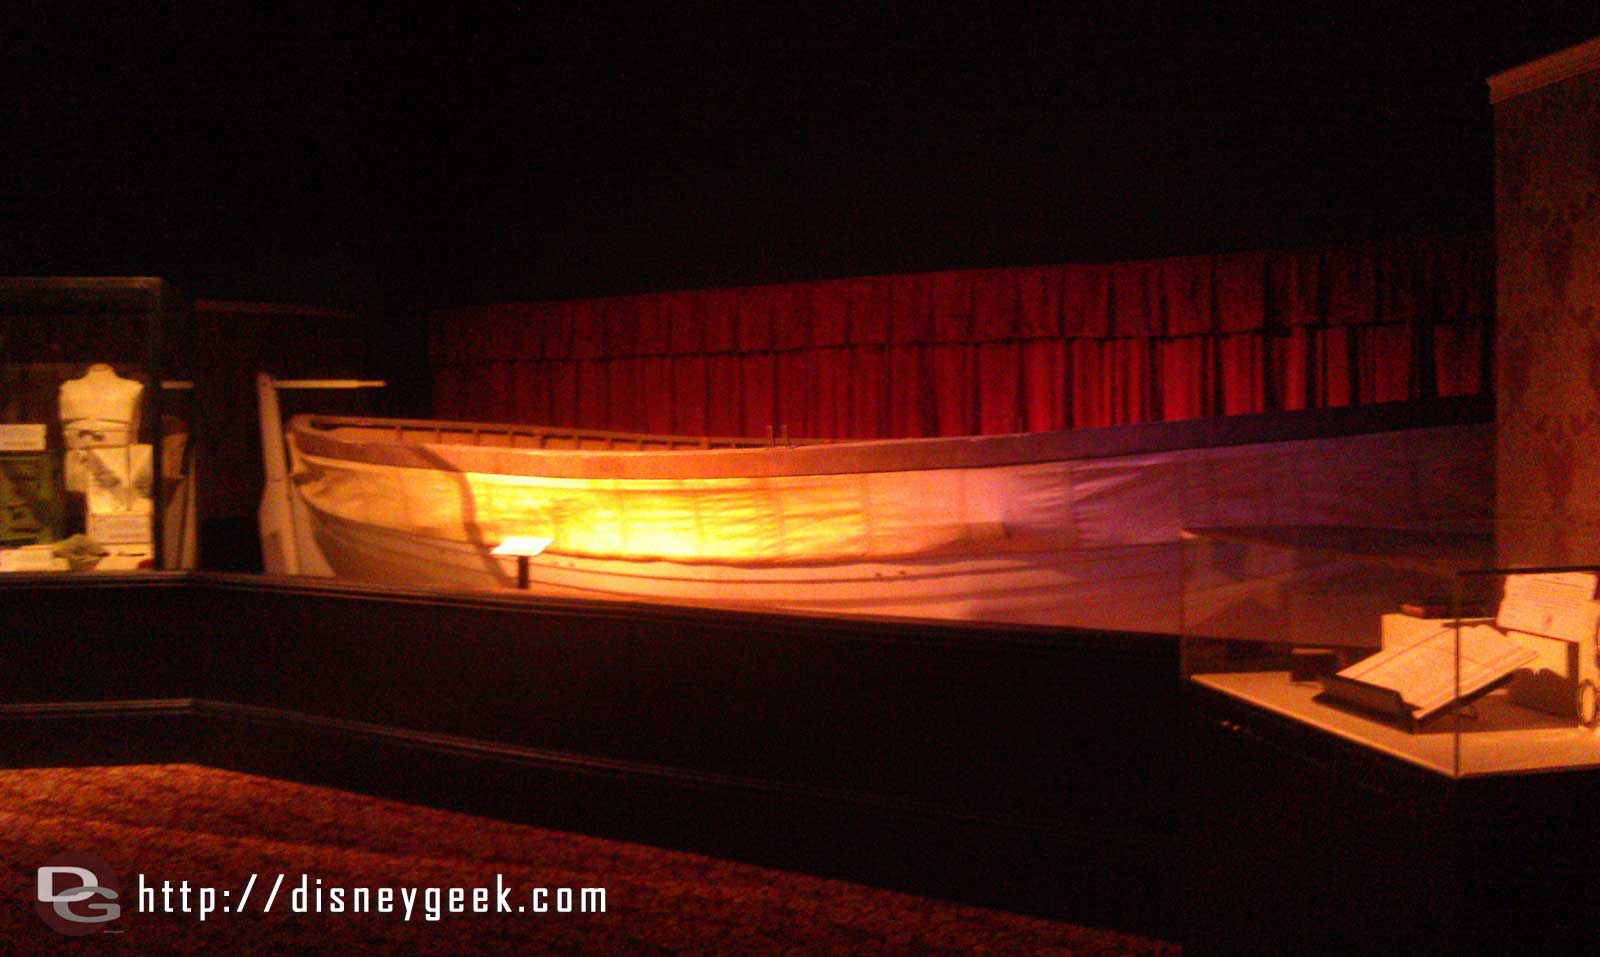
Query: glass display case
[
  {"left": 0, "top": 277, "right": 196, "bottom": 572},
  {"left": 1182, "top": 525, "right": 1600, "bottom": 777}
]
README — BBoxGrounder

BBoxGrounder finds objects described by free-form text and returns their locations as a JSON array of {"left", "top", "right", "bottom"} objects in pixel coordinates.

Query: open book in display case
[{"left": 1181, "top": 524, "right": 1600, "bottom": 778}]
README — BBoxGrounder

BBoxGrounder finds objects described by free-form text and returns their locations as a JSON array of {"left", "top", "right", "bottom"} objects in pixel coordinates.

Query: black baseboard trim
[{"left": 0, "top": 698, "right": 195, "bottom": 719}]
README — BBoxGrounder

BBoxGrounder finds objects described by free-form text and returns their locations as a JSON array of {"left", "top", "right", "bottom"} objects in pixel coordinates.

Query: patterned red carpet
[{"left": 0, "top": 765, "right": 1180, "bottom": 955}]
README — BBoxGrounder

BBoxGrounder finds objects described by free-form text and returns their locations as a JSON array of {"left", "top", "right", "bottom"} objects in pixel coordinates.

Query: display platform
[
  {"left": 0, "top": 570, "right": 1182, "bottom": 937},
  {"left": 1186, "top": 680, "right": 1600, "bottom": 956},
  {"left": 1194, "top": 671, "right": 1600, "bottom": 775},
  {"left": 1183, "top": 526, "right": 1600, "bottom": 954},
  {"left": 1183, "top": 525, "right": 1600, "bottom": 777}
]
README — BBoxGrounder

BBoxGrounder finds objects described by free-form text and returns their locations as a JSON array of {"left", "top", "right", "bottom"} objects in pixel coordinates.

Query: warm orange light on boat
[{"left": 289, "top": 442, "right": 1018, "bottom": 565}]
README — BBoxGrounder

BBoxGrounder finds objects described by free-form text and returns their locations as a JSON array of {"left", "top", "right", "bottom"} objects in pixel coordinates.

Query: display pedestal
[
  {"left": 1186, "top": 683, "right": 1600, "bottom": 956},
  {"left": 0, "top": 570, "right": 1183, "bottom": 937}
]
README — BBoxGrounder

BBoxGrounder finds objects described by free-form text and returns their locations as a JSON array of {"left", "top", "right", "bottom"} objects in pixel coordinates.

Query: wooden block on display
[{"left": 1504, "top": 629, "right": 1583, "bottom": 719}]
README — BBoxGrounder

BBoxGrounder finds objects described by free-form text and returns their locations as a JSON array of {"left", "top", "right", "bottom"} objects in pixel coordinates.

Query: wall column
[{"left": 1491, "top": 37, "right": 1600, "bottom": 565}]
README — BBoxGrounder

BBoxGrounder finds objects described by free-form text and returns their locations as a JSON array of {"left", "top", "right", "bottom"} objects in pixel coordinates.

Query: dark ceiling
[{"left": 4, "top": 4, "right": 1599, "bottom": 312}]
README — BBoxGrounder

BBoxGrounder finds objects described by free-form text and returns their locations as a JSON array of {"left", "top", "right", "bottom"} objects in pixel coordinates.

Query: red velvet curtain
[{"left": 429, "top": 234, "right": 1492, "bottom": 437}]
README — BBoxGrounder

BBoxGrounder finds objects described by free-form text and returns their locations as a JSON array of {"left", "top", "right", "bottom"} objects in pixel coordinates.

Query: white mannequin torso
[{"left": 59, "top": 363, "right": 143, "bottom": 448}]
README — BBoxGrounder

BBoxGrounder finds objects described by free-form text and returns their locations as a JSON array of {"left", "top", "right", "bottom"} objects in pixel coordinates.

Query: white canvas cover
[{"left": 284, "top": 415, "right": 1494, "bottom": 632}]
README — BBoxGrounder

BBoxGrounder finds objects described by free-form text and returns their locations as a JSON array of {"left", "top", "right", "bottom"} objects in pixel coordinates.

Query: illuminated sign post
[{"left": 491, "top": 536, "right": 553, "bottom": 590}]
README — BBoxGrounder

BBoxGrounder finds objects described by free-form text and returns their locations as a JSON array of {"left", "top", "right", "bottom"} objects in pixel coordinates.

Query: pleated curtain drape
[{"left": 429, "top": 233, "right": 1491, "bottom": 438}]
